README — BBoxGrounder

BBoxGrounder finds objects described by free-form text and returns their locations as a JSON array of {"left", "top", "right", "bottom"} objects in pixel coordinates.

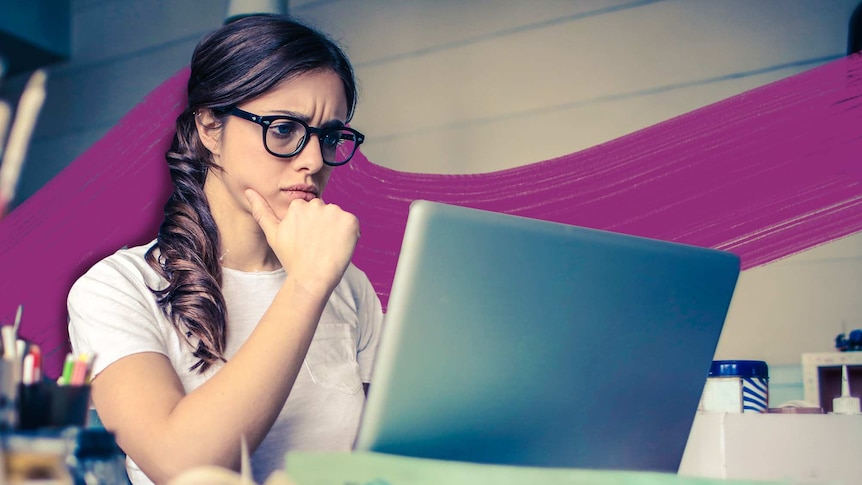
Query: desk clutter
[
  {"left": 1, "top": 306, "right": 95, "bottom": 431},
  {"left": 2, "top": 428, "right": 129, "bottom": 485},
  {"left": 700, "top": 356, "right": 862, "bottom": 416},
  {"left": 685, "top": 355, "right": 861, "bottom": 484},
  {"left": 0, "top": 305, "right": 129, "bottom": 484},
  {"left": 680, "top": 413, "right": 862, "bottom": 484},
  {"left": 803, "top": 351, "right": 862, "bottom": 414}
]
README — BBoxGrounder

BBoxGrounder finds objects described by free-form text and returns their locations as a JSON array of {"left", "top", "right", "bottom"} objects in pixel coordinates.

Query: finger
[{"left": 245, "top": 189, "right": 280, "bottom": 236}]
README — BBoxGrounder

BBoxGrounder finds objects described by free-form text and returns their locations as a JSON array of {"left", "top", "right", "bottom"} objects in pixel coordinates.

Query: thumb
[{"left": 245, "top": 189, "right": 280, "bottom": 237}]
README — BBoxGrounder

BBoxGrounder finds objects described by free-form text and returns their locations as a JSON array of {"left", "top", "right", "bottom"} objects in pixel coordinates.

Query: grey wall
[{"left": 1, "top": 0, "right": 861, "bottom": 403}]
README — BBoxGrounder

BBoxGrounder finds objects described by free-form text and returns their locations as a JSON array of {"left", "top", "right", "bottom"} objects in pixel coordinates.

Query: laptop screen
[{"left": 355, "top": 200, "right": 740, "bottom": 472}]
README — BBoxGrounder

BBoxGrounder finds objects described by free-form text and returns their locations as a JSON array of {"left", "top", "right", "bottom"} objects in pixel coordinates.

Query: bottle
[
  {"left": 832, "top": 365, "right": 861, "bottom": 415},
  {"left": 70, "top": 429, "right": 129, "bottom": 485}
]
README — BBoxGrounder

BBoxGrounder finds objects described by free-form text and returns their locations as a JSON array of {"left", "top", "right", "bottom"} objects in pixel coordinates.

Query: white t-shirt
[{"left": 67, "top": 242, "right": 383, "bottom": 485}]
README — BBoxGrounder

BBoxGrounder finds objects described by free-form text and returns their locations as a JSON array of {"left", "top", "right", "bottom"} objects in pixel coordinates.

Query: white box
[
  {"left": 802, "top": 352, "right": 862, "bottom": 411},
  {"left": 679, "top": 412, "right": 862, "bottom": 484}
]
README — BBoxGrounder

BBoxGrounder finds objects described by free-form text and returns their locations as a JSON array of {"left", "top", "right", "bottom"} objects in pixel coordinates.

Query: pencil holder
[
  {"left": 50, "top": 383, "right": 91, "bottom": 428},
  {"left": 17, "top": 382, "right": 50, "bottom": 429},
  {"left": 17, "top": 380, "right": 90, "bottom": 430},
  {"left": 0, "top": 358, "right": 20, "bottom": 429}
]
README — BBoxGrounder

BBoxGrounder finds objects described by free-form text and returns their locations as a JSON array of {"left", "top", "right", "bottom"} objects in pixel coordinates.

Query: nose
[{"left": 291, "top": 134, "right": 326, "bottom": 173}]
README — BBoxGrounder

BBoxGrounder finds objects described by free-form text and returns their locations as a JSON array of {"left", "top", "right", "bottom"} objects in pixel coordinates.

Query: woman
[{"left": 67, "top": 14, "right": 383, "bottom": 485}]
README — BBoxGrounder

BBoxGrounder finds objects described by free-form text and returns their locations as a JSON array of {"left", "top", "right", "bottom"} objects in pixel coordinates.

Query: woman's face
[{"left": 200, "top": 69, "right": 349, "bottom": 220}]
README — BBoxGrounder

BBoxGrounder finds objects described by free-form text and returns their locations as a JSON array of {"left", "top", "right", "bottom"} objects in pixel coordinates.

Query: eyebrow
[{"left": 268, "top": 110, "right": 345, "bottom": 129}]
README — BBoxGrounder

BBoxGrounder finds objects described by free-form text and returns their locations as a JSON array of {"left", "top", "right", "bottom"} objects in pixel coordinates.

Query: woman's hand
[
  {"left": 245, "top": 189, "right": 359, "bottom": 296},
  {"left": 87, "top": 191, "right": 360, "bottom": 483}
]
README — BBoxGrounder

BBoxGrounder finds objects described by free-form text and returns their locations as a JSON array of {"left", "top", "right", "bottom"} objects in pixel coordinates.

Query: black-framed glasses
[{"left": 223, "top": 106, "right": 365, "bottom": 166}]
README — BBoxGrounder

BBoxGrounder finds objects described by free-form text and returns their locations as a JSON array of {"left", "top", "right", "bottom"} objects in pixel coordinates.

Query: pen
[
  {"left": 12, "top": 304, "right": 21, "bottom": 336},
  {"left": 83, "top": 353, "right": 95, "bottom": 384},
  {"left": 28, "top": 344, "right": 41, "bottom": 383},
  {"left": 0, "top": 305, "right": 24, "bottom": 361},
  {"left": 15, "top": 339, "right": 26, "bottom": 362},
  {"left": 22, "top": 353, "right": 34, "bottom": 385},
  {"left": 71, "top": 353, "right": 90, "bottom": 386},
  {"left": 60, "top": 352, "right": 75, "bottom": 385},
  {"left": 1, "top": 325, "right": 15, "bottom": 360}
]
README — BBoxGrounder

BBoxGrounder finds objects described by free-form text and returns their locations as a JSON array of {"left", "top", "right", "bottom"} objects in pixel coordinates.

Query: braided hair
[{"left": 145, "top": 14, "right": 358, "bottom": 372}]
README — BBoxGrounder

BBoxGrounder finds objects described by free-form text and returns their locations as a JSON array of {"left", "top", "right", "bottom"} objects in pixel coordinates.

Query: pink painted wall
[{"left": 2, "top": 54, "right": 862, "bottom": 378}]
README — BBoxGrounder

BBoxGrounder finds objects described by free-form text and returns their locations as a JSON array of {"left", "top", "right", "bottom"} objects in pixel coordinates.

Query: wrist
[{"left": 282, "top": 272, "right": 337, "bottom": 306}]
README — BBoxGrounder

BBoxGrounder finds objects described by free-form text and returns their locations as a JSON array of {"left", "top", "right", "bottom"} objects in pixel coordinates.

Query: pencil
[{"left": 12, "top": 304, "right": 22, "bottom": 340}]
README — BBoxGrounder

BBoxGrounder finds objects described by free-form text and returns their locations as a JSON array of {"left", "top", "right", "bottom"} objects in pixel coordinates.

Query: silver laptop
[{"left": 354, "top": 200, "right": 740, "bottom": 472}]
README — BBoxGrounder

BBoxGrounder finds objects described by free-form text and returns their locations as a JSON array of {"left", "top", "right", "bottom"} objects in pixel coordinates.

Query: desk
[{"left": 679, "top": 412, "right": 862, "bottom": 484}]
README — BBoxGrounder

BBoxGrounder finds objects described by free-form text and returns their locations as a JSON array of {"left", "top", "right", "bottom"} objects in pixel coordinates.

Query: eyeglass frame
[{"left": 218, "top": 106, "right": 365, "bottom": 166}]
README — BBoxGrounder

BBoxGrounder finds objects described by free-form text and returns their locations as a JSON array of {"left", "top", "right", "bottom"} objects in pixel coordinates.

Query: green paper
[{"left": 284, "top": 451, "right": 779, "bottom": 485}]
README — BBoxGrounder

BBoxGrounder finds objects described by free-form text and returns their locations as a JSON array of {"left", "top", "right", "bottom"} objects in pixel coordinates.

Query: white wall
[
  {"left": 718, "top": 233, "right": 862, "bottom": 362},
  {"left": 2, "top": 0, "right": 860, "bottom": 399}
]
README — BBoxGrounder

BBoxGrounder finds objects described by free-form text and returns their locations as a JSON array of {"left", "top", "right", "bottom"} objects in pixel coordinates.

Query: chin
[{"left": 270, "top": 201, "right": 292, "bottom": 220}]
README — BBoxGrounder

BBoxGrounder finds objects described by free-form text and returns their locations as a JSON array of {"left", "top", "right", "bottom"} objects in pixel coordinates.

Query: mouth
[{"left": 280, "top": 184, "right": 319, "bottom": 201}]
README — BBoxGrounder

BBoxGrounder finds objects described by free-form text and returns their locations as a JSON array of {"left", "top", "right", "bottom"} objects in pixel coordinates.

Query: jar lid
[{"left": 708, "top": 360, "right": 768, "bottom": 378}]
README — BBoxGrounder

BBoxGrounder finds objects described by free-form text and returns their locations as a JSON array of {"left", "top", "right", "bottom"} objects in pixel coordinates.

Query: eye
[
  {"left": 321, "top": 131, "right": 344, "bottom": 148},
  {"left": 268, "top": 120, "right": 302, "bottom": 139}
]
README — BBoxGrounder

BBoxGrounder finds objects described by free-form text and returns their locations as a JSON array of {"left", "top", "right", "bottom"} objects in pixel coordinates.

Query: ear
[{"left": 195, "top": 109, "right": 223, "bottom": 158}]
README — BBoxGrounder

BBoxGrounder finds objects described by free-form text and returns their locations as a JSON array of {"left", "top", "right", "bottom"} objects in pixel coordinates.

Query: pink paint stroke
[
  {"left": 327, "top": 54, "right": 862, "bottom": 308},
  {"left": 3, "top": 55, "right": 862, "bottom": 378}
]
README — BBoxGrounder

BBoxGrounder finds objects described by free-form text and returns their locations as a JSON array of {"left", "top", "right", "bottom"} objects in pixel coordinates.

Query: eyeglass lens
[{"left": 265, "top": 120, "right": 358, "bottom": 164}]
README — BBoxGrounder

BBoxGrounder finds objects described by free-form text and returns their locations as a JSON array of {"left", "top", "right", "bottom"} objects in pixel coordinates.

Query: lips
[{"left": 280, "top": 184, "right": 319, "bottom": 201}]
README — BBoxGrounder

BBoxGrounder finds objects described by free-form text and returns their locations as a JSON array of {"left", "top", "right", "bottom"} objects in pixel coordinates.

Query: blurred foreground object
[{"left": 0, "top": 69, "right": 47, "bottom": 217}]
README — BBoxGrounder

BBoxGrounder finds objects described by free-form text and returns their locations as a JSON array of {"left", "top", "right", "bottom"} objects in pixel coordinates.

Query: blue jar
[{"left": 699, "top": 360, "right": 769, "bottom": 413}]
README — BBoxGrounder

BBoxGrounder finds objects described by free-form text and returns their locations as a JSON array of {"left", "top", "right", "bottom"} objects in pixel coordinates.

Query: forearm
[{"left": 99, "top": 276, "right": 331, "bottom": 483}]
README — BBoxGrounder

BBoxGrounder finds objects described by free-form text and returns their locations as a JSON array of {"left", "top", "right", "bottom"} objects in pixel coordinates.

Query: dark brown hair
[{"left": 145, "top": 14, "right": 358, "bottom": 372}]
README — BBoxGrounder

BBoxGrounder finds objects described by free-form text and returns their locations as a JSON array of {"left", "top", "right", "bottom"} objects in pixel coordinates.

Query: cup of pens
[
  {"left": 2, "top": 305, "right": 96, "bottom": 431},
  {"left": 17, "top": 353, "right": 93, "bottom": 430}
]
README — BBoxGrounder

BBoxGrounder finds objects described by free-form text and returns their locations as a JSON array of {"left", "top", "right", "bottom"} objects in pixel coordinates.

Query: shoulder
[
  {"left": 341, "top": 263, "right": 373, "bottom": 289},
  {"left": 333, "top": 263, "right": 376, "bottom": 302},
  {"left": 68, "top": 241, "right": 164, "bottom": 304},
  {"left": 67, "top": 241, "right": 177, "bottom": 376},
  {"left": 325, "top": 263, "right": 380, "bottom": 316}
]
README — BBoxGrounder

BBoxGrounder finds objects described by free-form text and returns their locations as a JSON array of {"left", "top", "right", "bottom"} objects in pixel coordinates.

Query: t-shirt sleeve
[
  {"left": 354, "top": 270, "right": 384, "bottom": 383},
  {"left": 67, "top": 257, "right": 169, "bottom": 378}
]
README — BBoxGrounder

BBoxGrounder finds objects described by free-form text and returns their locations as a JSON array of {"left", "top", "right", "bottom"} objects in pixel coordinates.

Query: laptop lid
[{"left": 354, "top": 200, "right": 740, "bottom": 472}]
